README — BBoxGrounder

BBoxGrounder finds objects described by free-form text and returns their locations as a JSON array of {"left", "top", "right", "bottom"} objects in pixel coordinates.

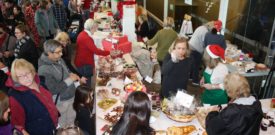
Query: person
[
  {"left": 204, "top": 20, "right": 226, "bottom": 50},
  {"left": 38, "top": 39, "right": 81, "bottom": 127},
  {"left": 52, "top": 0, "right": 67, "bottom": 31},
  {"left": 56, "top": 125, "right": 84, "bottom": 135},
  {"left": 73, "top": 85, "right": 94, "bottom": 135},
  {"left": 188, "top": 21, "right": 214, "bottom": 85},
  {"left": 13, "top": 5, "right": 25, "bottom": 26},
  {"left": 0, "top": 23, "right": 16, "bottom": 68},
  {"left": 136, "top": 14, "right": 149, "bottom": 41},
  {"left": 24, "top": 0, "right": 40, "bottom": 46},
  {"left": 5, "top": 58, "right": 59, "bottom": 135},
  {"left": 35, "top": 0, "right": 59, "bottom": 40},
  {"left": 200, "top": 45, "right": 228, "bottom": 105},
  {"left": 0, "top": 91, "right": 15, "bottom": 135},
  {"left": 149, "top": 47, "right": 161, "bottom": 84},
  {"left": 14, "top": 24, "right": 39, "bottom": 69},
  {"left": 67, "top": 0, "right": 83, "bottom": 34},
  {"left": 0, "top": 61, "right": 9, "bottom": 93},
  {"left": 111, "top": 91, "right": 153, "bottom": 135},
  {"left": 161, "top": 37, "right": 192, "bottom": 98},
  {"left": 74, "top": 18, "right": 110, "bottom": 88},
  {"left": 146, "top": 17, "right": 178, "bottom": 66},
  {"left": 205, "top": 73, "right": 263, "bottom": 135},
  {"left": 54, "top": 32, "right": 86, "bottom": 84}
]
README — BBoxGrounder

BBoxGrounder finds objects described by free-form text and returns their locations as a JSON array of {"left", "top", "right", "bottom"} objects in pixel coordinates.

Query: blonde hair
[
  {"left": 224, "top": 73, "right": 250, "bottom": 100},
  {"left": 168, "top": 37, "right": 190, "bottom": 57},
  {"left": 11, "top": 59, "right": 36, "bottom": 82},
  {"left": 203, "top": 50, "right": 221, "bottom": 69},
  {"left": 163, "top": 17, "right": 174, "bottom": 28},
  {"left": 55, "top": 32, "right": 70, "bottom": 43}
]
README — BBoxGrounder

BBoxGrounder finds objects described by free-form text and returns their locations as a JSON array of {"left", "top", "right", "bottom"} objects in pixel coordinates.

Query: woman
[
  {"left": 136, "top": 14, "right": 149, "bottom": 41},
  {"left": 161, "top": 37, "right": 192, "bottom": 98},
  {"left": 35, "top": 0, "right": 59, "bottom": 40},
  {"left": 24, "top": 0, "right": 40, "bottom": 46},
  {"left": 0, "top": 24, "right": 16, "bottom": 68},
  {"left": 13, "top": 5, "right": 25, "bottom": 26},
  {"left": 14, "top": 24, "right": 39, "bottom": 69},
  {"left": 5, "top": 59, "right": 59, "bottom": 135},
  {"left": 146, "top": 17, "right": 178, "bottom": 66},
  {"left": 73, "top": 85, "right": 94, "bottom": 135},
  {"left": 206, "top": 73, "right": 263, "bottom": 135},
  {"left": 200, "top": 45, "right": 228, "bottom": 105},
  {"left": 111, "top": 91, "right": 153, "bottom": 135}
]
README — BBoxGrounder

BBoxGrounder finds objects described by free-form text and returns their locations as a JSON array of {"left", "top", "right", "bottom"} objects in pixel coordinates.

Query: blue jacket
[{"left": 35, "top": 8, "right": 59, "bottom": 37}]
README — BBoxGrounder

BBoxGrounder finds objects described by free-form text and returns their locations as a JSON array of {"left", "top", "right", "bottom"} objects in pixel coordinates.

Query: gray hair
[
  {"left": 43, "top": 40, "right": 62, "bottom": 55},
  {"left": 84, "top": 19, "right": 97, "bottom": 31}
]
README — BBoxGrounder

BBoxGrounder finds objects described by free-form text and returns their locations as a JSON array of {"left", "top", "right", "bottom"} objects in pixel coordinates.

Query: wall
[{"left": 146, "top": 0, "right": 164, "bottom": 21}]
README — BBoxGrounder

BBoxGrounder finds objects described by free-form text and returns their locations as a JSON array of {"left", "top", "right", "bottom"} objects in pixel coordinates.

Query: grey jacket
[
  {"left": 38, "top": 53, "right": 75, "bottom": 101},
  {"left": 35, "top": 8, "right": 59, "bottom": 37}
]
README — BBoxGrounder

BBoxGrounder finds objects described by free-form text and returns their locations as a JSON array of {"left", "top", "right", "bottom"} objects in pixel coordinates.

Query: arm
[
  {"left": 87, "top": 37, "right": 110, "bottom": 56},
  {"left": 34, "top": 11, "right": 44, "bottom": 37},
  {"left": 147, "top": 30, "right": 159, "bottom": 46},
  {"left": 161, "top": 54, "right": 175, "bottom": 75},
  {"left": 9, "top": 96, "right": 26, "bottom": 131},
  {"left": 38, "top": 67, "right": 74, "bottom": 95}
]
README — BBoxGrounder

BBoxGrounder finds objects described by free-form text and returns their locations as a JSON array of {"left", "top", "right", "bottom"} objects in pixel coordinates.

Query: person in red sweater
[{"left": 74, "top": 18, "right": 110, "bottom": 87}]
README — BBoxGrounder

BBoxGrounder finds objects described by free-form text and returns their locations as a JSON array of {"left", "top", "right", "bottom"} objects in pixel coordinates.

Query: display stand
[{"left": 122, "top": 4, "right": 137, "bottom": 42}]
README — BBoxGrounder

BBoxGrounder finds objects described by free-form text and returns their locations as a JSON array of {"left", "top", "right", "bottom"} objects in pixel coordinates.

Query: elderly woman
[
  {"left": 74, "top": 19, "right": 110, "bottom": 88},
  {"left": 5, "top": 59, "right": 59, "bottom": 135},
  {"left": 0, "top": 24, "right": 16, "bottom": 68},
  {"left": 161, "top": 37, "right": 192, "bottom": 98},
  {"left": 200, "top": 45, "right": 228, "bottom": 105},
  {"left": 14, "top": 24, "right": 39, "bottom": 69},
  {"left": 146, "top": 17, "right": 178, "bottom": 66},
  {"left": 205, "top": 73, "right": 263, "bottom": 135},
  {"left": 111, "top": 91, "right": 154, "bottom": 135}
]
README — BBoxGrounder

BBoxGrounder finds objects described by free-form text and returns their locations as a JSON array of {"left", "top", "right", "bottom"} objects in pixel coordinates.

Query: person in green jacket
[{"left": 146, "top": 17, "right": 178, "bottom": 66}]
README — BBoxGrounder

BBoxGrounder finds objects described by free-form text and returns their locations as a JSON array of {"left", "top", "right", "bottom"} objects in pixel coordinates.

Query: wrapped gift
[{"left": 102, "top": 35, "right": 132, "bottom": 54}]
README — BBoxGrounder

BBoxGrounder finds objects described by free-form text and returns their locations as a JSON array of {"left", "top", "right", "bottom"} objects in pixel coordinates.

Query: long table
[{"left": 95, "top": 54, "right": 275, "bottom": 135}]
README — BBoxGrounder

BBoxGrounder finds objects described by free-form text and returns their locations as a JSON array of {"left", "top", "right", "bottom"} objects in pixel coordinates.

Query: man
[
  {"left": 74, "top": 18, "right": 110, "bottom": 88},
  {"left": 38, "top": 40, "right": 83, "bottom": 127},
  {"left": 52, "top": 0, "right": 67, "bottom": 31},
  {"left": 188, "top": 21, "right": 213, "bottom": 85}
]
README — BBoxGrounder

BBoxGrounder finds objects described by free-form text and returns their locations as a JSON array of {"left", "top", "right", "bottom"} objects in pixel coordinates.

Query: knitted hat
[
  {"left": 214, "top": 20, "right": 222, "bottom": 32},
  {"left": 206, "top": 45, "right": 225, "bottom": 60}
]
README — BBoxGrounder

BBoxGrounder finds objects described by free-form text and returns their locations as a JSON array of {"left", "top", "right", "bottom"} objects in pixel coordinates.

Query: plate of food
[
  {"left": 103, "top": 106, "right": 124, "bottom": 124},
  {"left": 98, "top": 98, "right": 118, "bottom": 110},
  {"left": 164, "top": 111, "right": 196, "bottom": 123}
]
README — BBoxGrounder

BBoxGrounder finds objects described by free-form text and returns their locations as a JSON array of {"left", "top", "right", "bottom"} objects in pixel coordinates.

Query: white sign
[
  {"left": 185, "top": 0, "right": 192, "bottom": 5},
  {"left": 175, "top": 91, "right": 194, "bottom": 108}
]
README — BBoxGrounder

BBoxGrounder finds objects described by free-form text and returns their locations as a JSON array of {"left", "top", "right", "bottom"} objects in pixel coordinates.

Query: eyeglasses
[
  {"left": 17, "top": 72, "right": 32, "bottom": 80},
  {"left": 52, "top": 50, "right": 63, "bottom": 54}
]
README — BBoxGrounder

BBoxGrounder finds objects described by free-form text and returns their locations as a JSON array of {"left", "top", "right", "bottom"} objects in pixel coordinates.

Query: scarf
[{"left": 14, "top": 36, "right": 31, "bottom": 58}]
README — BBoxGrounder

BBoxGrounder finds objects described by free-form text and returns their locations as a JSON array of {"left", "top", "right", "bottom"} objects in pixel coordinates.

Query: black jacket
[
  {"left": 206, "top": 100, "right": 263, "bottom": 135},
  {"left": 136, "top": 21, "right": 149, "bottom": 38}
]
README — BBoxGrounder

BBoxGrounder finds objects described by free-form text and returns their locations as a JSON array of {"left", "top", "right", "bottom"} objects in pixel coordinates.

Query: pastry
[
  {"left": 167, "top": 125, "right": 196, "bottom": 135},
  {"left": 98, "top": 98, "right": 117, "bottom": 110}
]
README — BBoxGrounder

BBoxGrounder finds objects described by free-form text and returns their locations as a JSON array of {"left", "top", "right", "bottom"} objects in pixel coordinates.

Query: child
[
  {"left": 149, "top": 47, "right": 161, "bottom": 84},
  {"left": 73, "top": 85, "right": 94, "bottom": 135},
  {"left": 161, "top": 37, "right": 192, "bottom": 98}
]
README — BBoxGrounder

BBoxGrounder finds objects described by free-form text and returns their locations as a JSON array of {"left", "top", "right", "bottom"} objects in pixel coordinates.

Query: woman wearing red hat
[{"left": 200, "top": 45, "right": 228, "bottom": 105}]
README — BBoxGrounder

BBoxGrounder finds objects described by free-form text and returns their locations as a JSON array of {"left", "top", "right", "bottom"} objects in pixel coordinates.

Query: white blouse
[{"left": 205, "top": 63, "right": 228, "bottom": 90}]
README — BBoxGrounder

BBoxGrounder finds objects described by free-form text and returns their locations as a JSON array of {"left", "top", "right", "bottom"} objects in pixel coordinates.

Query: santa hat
[
  {"left": 206, "top": 45, "right": 225, "bottom": 60},
  {"left": 214, "top": 20, "right": 222, "bottom": 32}
]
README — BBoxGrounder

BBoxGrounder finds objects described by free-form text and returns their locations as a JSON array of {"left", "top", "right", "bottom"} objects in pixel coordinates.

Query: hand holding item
[
  {"left": 171, "top": 50, "right": 179, "bottom": 63},
  {"left": 200, "top": 77, "right": 205, "bottom": 86},
  {"left": 202, "top": 83, "right": 212, "bottom": 89},
  {"left": 80, "top": 76, "right": 88, "bottom": 84},
  {"left": 69, "top": 73, "right": 80, "bottom": 82},
  {"left": 3, "top": 51, "right": 11, "bottom": 58}
]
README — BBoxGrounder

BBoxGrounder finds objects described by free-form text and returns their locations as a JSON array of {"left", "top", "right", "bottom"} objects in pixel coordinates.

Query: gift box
[{"left": 102, "top": 35, "right": 132, "bottom": 54}]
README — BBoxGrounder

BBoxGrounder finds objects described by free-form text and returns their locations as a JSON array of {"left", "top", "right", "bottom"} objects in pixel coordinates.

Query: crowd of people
[{"left": 0, "top": 0, "right": 264, "bottom": 135}]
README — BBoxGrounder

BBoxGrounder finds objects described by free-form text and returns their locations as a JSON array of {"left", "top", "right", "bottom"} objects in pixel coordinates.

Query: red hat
[
  {"left": 214, "top": 20, "right": 222, "bottom": 32},
  {"left": 206, "top": 45, "right": 225, "bottom": 60}
]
